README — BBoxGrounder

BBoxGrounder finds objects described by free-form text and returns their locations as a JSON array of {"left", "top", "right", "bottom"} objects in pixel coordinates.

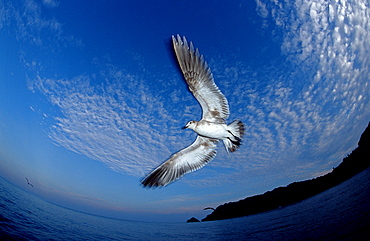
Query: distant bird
[
  {"left": 203, "top": 207, "right": 215, "bottom": 211},
  {"left": 141, "top": 35, "right": 244, "bottom": 188},
  {"left": 25, "top": 177, "right": 34, "bottom": 187}
]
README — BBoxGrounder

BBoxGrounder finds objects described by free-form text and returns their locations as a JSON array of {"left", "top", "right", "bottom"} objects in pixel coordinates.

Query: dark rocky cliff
[{"left": 201, "top": 122, "right": 370, "bottom": 222}]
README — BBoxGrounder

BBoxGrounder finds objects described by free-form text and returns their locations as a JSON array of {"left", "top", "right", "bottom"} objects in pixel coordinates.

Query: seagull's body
[
  {"left": 25, "top": 177, "right": 34, "bottom": 187},
  {"left": 185, "top": 120, "right": 242, "bottom": 148},
  {"left": 141, "top": 35, "right": 244, "bottom": 188}
]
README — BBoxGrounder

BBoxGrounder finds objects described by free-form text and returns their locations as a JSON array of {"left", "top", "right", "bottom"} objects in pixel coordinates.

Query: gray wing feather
[
  {"left": 172, "top": 35, "right": 229, "bottom": 123},
  {"left": 141, "top": 136, "right": 218, "bottom": 187}
]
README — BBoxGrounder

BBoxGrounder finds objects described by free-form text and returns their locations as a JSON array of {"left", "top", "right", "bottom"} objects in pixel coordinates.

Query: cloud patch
[
  {"left": 28, "top": 69, "right": 192, "bottom": 177},
  {"left": 13, "top": 0, "right": 370, "bottom": 187},
  {"left": 201, "top": 0, "right": 370, "bottom": 185}
]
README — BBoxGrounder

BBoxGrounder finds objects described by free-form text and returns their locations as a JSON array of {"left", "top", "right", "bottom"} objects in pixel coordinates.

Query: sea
[{"left": 1, "top": 168, "right": 370, "bottom": 241}]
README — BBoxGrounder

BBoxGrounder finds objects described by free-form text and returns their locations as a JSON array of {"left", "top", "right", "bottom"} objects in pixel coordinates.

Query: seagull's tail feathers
[{"left": 223, "top": 120, "right": 245, "bottom": 153}]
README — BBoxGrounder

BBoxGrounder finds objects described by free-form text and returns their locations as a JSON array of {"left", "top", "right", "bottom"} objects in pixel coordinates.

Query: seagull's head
[{"left": 182, "top": 120, "right": 197, "bottom": 130}]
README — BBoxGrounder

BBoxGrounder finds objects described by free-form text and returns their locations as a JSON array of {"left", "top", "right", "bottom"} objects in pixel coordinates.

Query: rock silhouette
[
  {"left": 201, "top": 122, "right": 370, "bottom": 222},
  {"left": 186, "top": 217, "right": 200, "bottom": 223}
]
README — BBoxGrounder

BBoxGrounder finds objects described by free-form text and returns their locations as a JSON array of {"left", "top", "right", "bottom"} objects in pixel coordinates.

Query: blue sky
[{"left": 0, "top": 0, "right": 369, "bottom": 222}]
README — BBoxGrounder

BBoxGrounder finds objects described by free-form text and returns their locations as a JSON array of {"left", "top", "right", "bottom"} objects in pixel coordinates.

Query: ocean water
[{"left": 1, "top": 169, "right": 369, "bottom": 241}]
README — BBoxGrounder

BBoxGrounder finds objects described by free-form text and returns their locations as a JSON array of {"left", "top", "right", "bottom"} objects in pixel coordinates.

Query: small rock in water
[{"left": 186, "top": 217, "right": 200, "bottom": 223}]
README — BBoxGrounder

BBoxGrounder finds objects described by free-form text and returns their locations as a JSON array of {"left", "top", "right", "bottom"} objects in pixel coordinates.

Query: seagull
[
  {"left": 141, "top": 35, "right": 244, "bottom": 188},
  {"left": 25, "top": 177, "right": 34, "bottom": 187}
]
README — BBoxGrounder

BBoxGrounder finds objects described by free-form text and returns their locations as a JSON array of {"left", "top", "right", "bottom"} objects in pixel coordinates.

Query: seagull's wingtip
[
  {"left": 172, "top": 34, "right": 181, "bottom": 46},
  {"left": 141, "top": 181, "right": 164, "bottom": 189}
]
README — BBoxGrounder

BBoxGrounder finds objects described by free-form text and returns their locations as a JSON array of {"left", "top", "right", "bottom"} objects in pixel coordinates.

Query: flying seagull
[
  {"left": 141, "top": 35, "right": 244, "bottom": 188},
  {"left": 25, "top": 177, "right": 34, "bottom": 187}
]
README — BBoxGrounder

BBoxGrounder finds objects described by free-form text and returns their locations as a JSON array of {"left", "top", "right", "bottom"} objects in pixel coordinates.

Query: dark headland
[{"left": 197, "top": 122, "right": 370, "bottom": 222}]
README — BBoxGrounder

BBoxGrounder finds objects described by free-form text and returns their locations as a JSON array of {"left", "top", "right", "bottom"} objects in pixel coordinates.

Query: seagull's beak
[{"left": 182, "top": 125, "right": 188, "bottom": 129}]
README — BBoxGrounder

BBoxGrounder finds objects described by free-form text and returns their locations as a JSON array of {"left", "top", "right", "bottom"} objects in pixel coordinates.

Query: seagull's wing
[
  {"left": 172, "top": 35, "right": 229, "bottom": 123},
  {"left": 141, "top": 136, "right": 218, "bottom": 187}
]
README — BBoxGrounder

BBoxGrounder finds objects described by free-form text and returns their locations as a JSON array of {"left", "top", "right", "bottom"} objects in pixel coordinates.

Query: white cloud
[
  {"left": 42, "top": 0, "right": 59, "bottom": 8},
  {"left": 28, "top": 69, "right": 194, "bottom": 177},
  {"left": 10, "top": 0, "right": 370, "bottom": 188},
  {"left": 4, "top": 0, "right": 201, "bottom": 180},
  {"left": 1, "top": 0, "right": 81, "bottom": 49},
  {"left": 255, "top": 0, "right": 269, "bottom": 18},
  {"left": 195, "top": 0, "right": 370, "bottom": 186}
]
